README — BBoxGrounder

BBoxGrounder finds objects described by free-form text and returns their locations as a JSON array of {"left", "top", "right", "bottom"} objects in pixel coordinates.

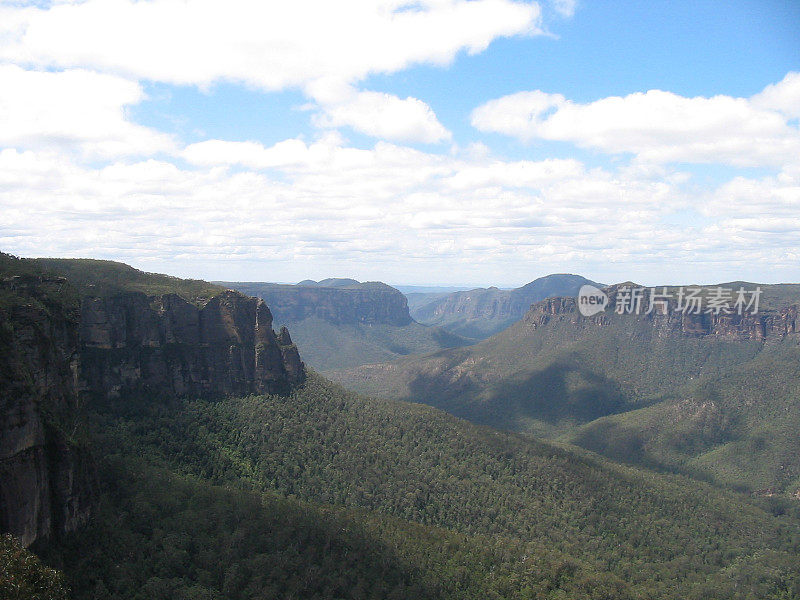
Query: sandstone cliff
[
  {"left": 79, "top": 289, "right": 305, "bottom": 398},
  {"left": 224, "top": 280, "right": 413, "bottom": 327},
  {"left": 332, "top": 282, "right": 800, "bottom": 426},
  {"left": 219, "top": 279, "right": 474, "bottom": 371},
  {"left": 0, "top": 273, "right": 94, "bottom": 547},
  {"left": 411, "top": 274, "right": 602, "bottom": 340},
  {"left": 523, "top": 287, "right": 799, "bottom": 342},
  {"left": 1, "top": 255, "right": 306, "bottom": 547}
]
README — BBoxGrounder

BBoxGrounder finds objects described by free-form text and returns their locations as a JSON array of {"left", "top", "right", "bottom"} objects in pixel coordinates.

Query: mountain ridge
[
  {"left": 3, "top": 253, "right": 800, "bottom": 599},
  {"left": 411, "top": 273, "right": 603, "bottom": 340}
]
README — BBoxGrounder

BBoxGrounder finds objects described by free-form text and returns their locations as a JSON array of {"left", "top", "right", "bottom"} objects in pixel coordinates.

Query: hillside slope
[
  {"left": 411, "top": 273, "right": 601, "bottom": 340},
  {"left": 48, "top": 374, "right": 800, "bottom": 599},
  {"left": 334, "top": 283, "right": 800, "bottom": 495},
  {"left": 0, "top": 253, "right": 304, "bottom": 547}
]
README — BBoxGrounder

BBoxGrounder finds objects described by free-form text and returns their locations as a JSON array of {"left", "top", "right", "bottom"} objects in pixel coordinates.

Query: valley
[
  {"left": 333, "top": 283, "right": 800, "bottom": 496},
  {"left": 221, "top": 279, "right": 470, "bottom": 371},
  {"left": 2, "top": 253, "right": 799, "bottom": 599},
  {"left": 2, "top": 4, "right": 796, "bottom": 599},
  {"left": 408, "top": 274, "right": 602, "bottom": 341}
]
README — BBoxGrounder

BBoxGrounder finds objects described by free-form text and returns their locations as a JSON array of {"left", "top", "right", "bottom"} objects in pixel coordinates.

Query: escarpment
[
  {"left": 523, "top": 291, "right": 799, "bottom": 342},
  {"left": 0, "top": 273, "right": 94, "bottom": 547},
  {"left": 410, "top": 274, "right": 601, "bottom": 340},
  {"left": 79, "top": 289, "right": 305, "bottom": 398},
  {"left": 223, "top": 280, "right": 413, "bottom": 327},
  {"left": 1, "top": 255, "right": 305, "bottom": 547}
]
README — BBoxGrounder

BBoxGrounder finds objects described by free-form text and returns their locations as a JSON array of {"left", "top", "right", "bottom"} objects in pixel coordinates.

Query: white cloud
[
  {"left": 0, "top": 0, "right": 534, "bottom": 143},
  {"left": 471, "top": 74, "right": 800, "bottom": 168},
  {"left": 311, "top": 89, "right": 451, "bottom": 143},
  {"left": 0, "top": 0, "right": 542, "bottom": 90},
  {"left": 0, "top": 64, "right": 174, "bottom": 158},
  {"left": 0, "top": 1, "right": 795, "bottom": 284},
  {"left": 7, "top": 132, "right": 796, "bottom": 285},
  {"left": 444, "top": 157, "right": 584, "bottom": 189},
  {"left": 751, "top": 72, "right": 800, "bottom": 120},
  {"left": 183, "top": 139, "right": 316, "bottom": 170}
]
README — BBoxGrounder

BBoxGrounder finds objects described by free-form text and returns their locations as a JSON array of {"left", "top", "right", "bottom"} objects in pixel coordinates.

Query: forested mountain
[
  {"left": 222, "top": 279, "right": 469, "bottom": 371},
  {"left": 334, "top": 283, "right": 800, "bottom": 496},
  {"left": 410, "top": 274, "right": 601, "bottom": 340}
]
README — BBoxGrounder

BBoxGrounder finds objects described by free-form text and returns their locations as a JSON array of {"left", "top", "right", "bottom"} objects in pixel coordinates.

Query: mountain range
[
  {"left": 2, "top": 253, "right": 800, "bottom": 600},
  {"left": 409, "top": 273, "right": 603, "bottom": 340}
]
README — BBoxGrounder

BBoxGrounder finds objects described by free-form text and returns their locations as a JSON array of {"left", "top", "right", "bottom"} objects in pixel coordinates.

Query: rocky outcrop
[
  {"left": 224, "top": 281, "right": 413, "bottom": 327},
  {"left": 79, "top": 290, "right": 305, "bottom": 398},
  {"left": 1, "top": 256, "right": 305, "bottom": 548},
  {"left": 523, "top": 291, "right": 799, "bottom": 342},
  {"left": 0, "top": 274, "right": 94, "bottom": 547}
]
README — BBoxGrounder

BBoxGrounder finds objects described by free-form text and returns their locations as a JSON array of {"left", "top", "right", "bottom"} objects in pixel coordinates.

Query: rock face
[
  {"left": 216, "top": 280, "right": 471, "bottom": 372},
  {"left": 334, "top": 283, "right": 800, "bottom": 424},
  {"left": 1, "top": 254, "right": 305, "bottom": 547},
  {"left": 223, "top": 280, "right": 413, "bottom": 327},
  {"left": 0, "top": 274, "right": 94, "bottom": 547},
  {"left": 79, "top": 290, "right": 305, "bottom": 398},
  {"left": 523, "top": 289, "right": 799, "bottom": 342}
]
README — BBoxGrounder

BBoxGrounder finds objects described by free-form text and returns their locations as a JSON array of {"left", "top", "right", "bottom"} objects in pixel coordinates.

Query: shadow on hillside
[{"left": 405, "top": 355, "right": 635, "bottom": 432}]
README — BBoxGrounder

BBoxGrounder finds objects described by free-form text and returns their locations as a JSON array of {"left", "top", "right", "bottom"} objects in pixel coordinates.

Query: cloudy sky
[{"left": 0, "top": 0, "right": 798, "bottom": 286}]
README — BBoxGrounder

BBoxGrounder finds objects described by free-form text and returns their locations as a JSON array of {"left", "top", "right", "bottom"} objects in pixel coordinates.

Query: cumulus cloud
[
  {"left": 0, "top": 0, "right": 541, "bottom": 90},
  {"left": 471, "top": 74, "right": 800, "bottom": 167},
  {"left": 751, "top": 71, "right": 800, "bottom": 120},
  {"left": 311, "top": 89, "right": 451, "bottom": 143},
  {"left": 0, "top": 0, "right": 536, "bottom": 143},
  {"left": 0, "top": 64, "right": 175, "bottom": 158},
  {"left": 183, "top": 139, "right": 317, "bottom": 170},
  {"left": 6, "top": 130, "right": 796, "bottom": 284},
  {"left": 0, "top": 1, "right": 795, "bottom": 283}
]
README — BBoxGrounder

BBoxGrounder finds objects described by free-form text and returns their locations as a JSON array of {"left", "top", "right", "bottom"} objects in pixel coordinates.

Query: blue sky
[
  {"left": 0, "top": 0, "right": 798, "bottom": 286},
  {"left": 135, "top": 0, "right": 799, "bottom": 153}
]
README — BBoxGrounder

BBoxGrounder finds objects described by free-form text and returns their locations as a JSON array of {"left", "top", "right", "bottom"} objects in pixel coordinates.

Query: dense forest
[
  {"left": 333, "top": 293, "right": 800, "bottom": 496},
  {"left": 40, "top": 375, "right": 800, "bottom": 599}
]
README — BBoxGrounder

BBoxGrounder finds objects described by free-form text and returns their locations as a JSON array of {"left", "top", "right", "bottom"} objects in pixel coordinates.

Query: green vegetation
[
  {"left": 334, "top": 297, "right": 800, "bottom": 497},
  {"left": 45, "top": 374, "right": 800, "bottom": 599},
  {"left": 7, "top": 253, "right": 800, "bottom": 598},
  {"left": 0, "top": 252, "right": 75, "bottom": 313},
  {"left": 224, "top": 279, "right": 470, "bottom": 371},
  {"left": 288, "top": 317, "right": 468, "bottom": 371},
  {"left": 53, "top": 459, "right": 635, "bottom": 600},
  {"left": 569, "top": 340, "right": 800, "bottom": 494},
  {"left": 35, "top": 258, "right": 223, "bottom": 303},
  {"left": 0, "top": 534, "right": 69, "bottom": 600}
]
